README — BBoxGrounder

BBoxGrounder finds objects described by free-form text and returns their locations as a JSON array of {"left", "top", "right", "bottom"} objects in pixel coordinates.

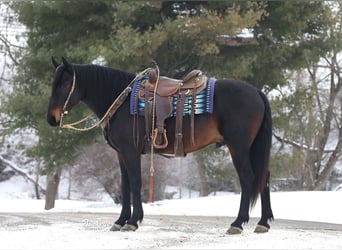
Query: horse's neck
[{"left": 75, "top": 65, "right": 135, "bottom": 118}]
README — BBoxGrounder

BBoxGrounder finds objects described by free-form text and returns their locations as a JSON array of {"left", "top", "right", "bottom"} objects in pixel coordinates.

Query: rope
[
  {"left": 62, "top": 72, "right": 76, "bottom": 114},
  {"left": 148, "top": 64, "right": 160, "bottom": 203},
  {"left": 59, "top": 67, "right": 152, "bottom": 132}
]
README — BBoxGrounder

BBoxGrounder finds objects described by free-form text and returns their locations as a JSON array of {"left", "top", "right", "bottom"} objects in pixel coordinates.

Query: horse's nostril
[
  {"left": 47, "top": 107, "right": 61, "bottom": 127},
  {"left": 47, "top": 114, "right": 58, "bottom": 127}
]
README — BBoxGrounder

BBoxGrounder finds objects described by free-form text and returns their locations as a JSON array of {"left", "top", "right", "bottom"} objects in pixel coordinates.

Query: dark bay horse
[{"left": 46, "top": 57, "right": 273, "bottom": 234}]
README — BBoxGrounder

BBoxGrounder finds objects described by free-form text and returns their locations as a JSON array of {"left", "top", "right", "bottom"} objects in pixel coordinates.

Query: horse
[{"left": 46, "top": 57, "right": 273, "bottom": 234}]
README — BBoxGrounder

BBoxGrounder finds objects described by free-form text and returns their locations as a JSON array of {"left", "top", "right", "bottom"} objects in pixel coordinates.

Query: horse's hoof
[
  {"left": 254, "top": 224, "right": 269, "bottom": 233},
  {"left": 226, "top": 226, "right": 243, "bottom": 235},
  {"left": 120, "top": 224, "right": 137, "bottom": 232},
  {"left": 110, "top": 223, "right": 122, "bottom": 231}
]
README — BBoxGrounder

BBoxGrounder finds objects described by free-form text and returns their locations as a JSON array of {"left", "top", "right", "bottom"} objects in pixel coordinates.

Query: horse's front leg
[
  {"left": 110, "top": 156, "right": 132, "bottom": 231},
  {"left": 118, "top": 151, "right": 143, "bottom": 231}
]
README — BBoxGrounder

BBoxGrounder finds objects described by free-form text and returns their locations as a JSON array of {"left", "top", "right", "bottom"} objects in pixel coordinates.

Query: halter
[
  {"left": 60, "top": 70, "right": 76, "bottom": 121},
  {"left": 59, "top": 67, "right": 154, "bottom": 132}
]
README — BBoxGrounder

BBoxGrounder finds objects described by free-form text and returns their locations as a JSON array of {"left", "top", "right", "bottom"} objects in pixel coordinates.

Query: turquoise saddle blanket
[{"left": 130, "top": 76, "right": 216, "bottom": 116}]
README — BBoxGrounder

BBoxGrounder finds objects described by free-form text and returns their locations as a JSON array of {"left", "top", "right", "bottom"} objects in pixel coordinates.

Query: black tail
[{"left": 249, "top": 90, "right": 272, "bottom": 207}]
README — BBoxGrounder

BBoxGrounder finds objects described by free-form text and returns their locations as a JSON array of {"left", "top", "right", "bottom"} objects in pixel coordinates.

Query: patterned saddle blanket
[{"left": 130, "top": 76, "right": 216, "bottom": 116}]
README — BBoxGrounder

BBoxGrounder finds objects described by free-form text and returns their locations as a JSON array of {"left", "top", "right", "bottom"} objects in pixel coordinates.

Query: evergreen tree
[
  {"left": 4, "top": 0, "right": 264, "bottom": 179},
  {"left": 1, "top": 1, "right": 338, "bottom": 200}
]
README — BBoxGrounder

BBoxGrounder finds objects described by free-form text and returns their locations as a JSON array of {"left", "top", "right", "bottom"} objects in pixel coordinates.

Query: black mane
[
  {"left": 72, "top": 64, "right": 136, "bottom": 116},
  {"left": 73, "top": 64, "right": 135, "bottom": 94}
]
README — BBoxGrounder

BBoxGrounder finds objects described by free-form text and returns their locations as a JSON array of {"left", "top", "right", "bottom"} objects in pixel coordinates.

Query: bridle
[{"left": 58, "top": 66, "right": 156, "bottom": 132}]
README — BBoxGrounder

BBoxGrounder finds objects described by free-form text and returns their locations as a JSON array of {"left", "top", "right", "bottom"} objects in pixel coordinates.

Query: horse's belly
[{"left": 158, "top": 114, "right": 223, "bottom": 155}]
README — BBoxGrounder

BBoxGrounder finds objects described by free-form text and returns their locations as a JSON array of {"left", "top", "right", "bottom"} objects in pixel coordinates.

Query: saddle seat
[{"left": 141, "top": 69, "right": 207, "bottom": 98}]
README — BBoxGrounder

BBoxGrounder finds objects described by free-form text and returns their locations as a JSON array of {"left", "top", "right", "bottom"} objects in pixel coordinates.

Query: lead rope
[
  {"left": 60, "top": 68, "right": 152, "bottom": 132},
  {"left": 148, "top": 65, "right": 160, "bottom": 203}
]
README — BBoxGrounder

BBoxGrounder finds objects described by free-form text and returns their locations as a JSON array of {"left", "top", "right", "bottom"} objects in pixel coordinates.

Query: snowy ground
[{"left": 0, "top": 191, "right": 342, "bottom": 249}]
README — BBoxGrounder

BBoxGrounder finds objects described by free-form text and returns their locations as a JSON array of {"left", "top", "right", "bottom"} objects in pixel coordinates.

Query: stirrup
[{"left": 152, "top": 128, "right": 168, "bottom": 149}]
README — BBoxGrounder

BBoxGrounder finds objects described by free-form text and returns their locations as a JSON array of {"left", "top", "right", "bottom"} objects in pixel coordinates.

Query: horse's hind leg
[
  {"left": 226, "top": 145, "right": 254, "bottom": 234},
  {"left": 255, "top": 171, "right": 274, "bottom": 233}
]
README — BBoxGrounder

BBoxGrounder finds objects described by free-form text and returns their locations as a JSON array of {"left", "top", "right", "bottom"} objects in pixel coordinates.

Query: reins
[{"left": 59, "top": 67, "right": 153, "bottom": 132}]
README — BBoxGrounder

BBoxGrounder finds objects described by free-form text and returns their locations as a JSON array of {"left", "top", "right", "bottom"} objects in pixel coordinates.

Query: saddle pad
[{"left": 130, "top": 76, "right": 216, "bottom": 116}]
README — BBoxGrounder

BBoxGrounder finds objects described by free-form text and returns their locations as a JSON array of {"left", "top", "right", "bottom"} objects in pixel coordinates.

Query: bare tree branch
[
  {"left": 273, "top": 133, "right": 336, "bottom": 153},
  {"left": 0, "top": 154, "right": 46, "bottom": 194},
  {"left": 0, "top": 33, "right": 23, "bottom": 65}
]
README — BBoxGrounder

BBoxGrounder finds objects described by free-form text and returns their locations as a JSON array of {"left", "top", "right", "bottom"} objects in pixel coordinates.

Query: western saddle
[{"left": 137, "top": 68, "right": 208, "bottom": 157}]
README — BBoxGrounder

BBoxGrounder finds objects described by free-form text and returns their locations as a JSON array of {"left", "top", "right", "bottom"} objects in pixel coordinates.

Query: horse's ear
[
  {"left": 61, "top": 56, "right": 73, "bottom": 72},
  {"left": 51, "top": 56, "right": 59, "bottom": 69}
]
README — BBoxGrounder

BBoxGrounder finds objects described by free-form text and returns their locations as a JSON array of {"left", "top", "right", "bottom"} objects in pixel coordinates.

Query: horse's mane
[
  {"left": 72, "top": 64, "right": 136, "bottom": 106},
  {"left": 73, "top": 64, "right": 135, "bottom": 90}
]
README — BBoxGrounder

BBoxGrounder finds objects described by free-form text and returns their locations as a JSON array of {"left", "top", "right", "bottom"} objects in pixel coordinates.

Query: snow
[
  {"left": 0, "top": 191, "right": 342, "bottom": 224},
  {"left": 0, "top": 191, "right": 341, "bottom": 249}
]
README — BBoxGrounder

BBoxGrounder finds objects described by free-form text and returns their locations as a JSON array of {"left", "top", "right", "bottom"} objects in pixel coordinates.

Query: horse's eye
[
  {"left": 61, "top": 82, "right": 70, "bottom": 90},
  {"left": 58, "top": 79, "right": 72, "bottom": 91}
]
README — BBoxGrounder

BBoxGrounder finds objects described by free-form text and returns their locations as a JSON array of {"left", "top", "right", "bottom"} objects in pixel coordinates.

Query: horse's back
[{"left": 214, "top": 79, "right": 264, "bottom": 110}]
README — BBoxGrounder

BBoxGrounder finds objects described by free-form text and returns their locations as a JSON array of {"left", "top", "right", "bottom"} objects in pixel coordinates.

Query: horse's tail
[{"left": 250, "top": 90, "right": 272, "bottom": 207}]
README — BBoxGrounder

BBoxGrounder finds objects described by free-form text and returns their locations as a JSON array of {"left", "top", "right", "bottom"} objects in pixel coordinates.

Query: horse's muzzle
[
  {"left": 47, "top": 107, "right": 62, "bottom": 127},
  {"left": 47, "top": 113, "right": 58, "bottom": 127}
]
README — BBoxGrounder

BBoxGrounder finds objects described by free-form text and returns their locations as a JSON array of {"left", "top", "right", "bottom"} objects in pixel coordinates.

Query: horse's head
[{"left": 47, "top": 57, "right": 81, "bottom": 126}]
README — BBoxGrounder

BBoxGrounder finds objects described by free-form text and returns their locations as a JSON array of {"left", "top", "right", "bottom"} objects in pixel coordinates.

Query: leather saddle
[
  {"left": 139, "top": 69, "right": 207, "bottom": 98},
  {"left": 137, "top": 68, "right": 208, "bottom": 157}
]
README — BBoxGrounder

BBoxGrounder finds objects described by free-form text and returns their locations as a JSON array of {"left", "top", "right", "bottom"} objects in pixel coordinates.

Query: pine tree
[{"left": 2, "top": 1, "right": 337, "bottom": 202}]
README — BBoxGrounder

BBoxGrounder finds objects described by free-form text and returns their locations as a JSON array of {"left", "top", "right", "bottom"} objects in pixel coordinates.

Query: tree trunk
[
  {"left": 302, "top": 151, "right": 317, "bottom": 190},
  {"left": 67, "top": 167, "right": 72, "bottom": 200},
  {"left": 45, "top": 168, "right": 62, "bottom": 210},
  {"left": 34, "top": 161, "right": 41, "bottom": 199},
  {"left": 197, "top": 162, "right": 209, "bottom": 197}
]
